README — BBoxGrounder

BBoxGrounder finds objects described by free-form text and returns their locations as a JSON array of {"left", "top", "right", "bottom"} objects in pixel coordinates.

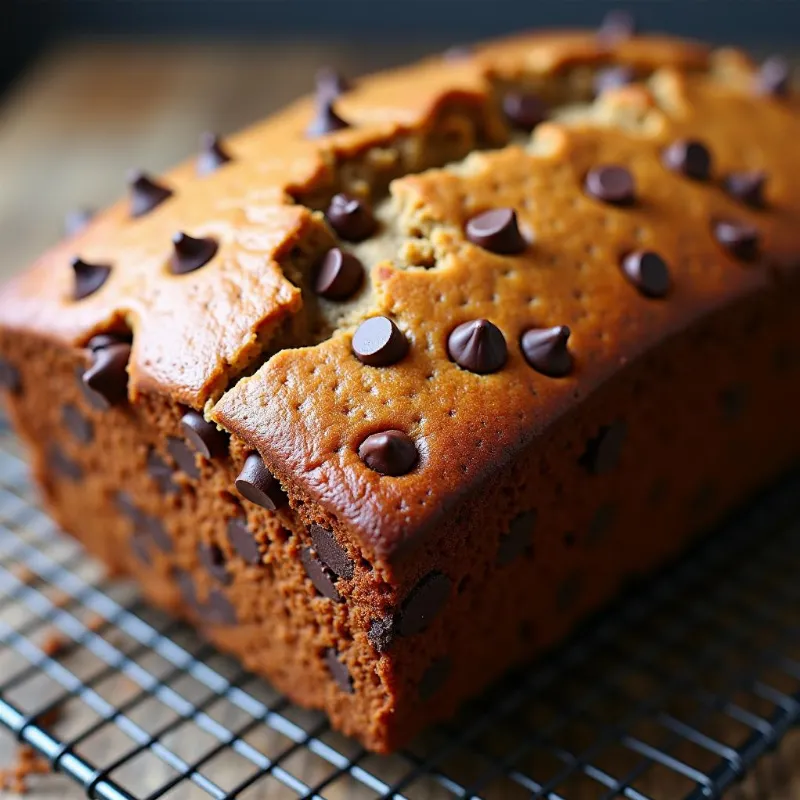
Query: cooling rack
[{"left": 0, "top": 416, "right": 799, "bottom": 799}]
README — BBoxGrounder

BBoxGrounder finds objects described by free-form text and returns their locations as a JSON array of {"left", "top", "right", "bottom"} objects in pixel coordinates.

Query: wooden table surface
[{"left": 0, "top": 41, "right": 799, "bottom": 800}]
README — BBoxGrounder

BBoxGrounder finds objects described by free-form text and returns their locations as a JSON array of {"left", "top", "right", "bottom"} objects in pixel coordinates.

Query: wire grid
[{"left": 0, "top": 418, "right": 799, "bottom": 800}]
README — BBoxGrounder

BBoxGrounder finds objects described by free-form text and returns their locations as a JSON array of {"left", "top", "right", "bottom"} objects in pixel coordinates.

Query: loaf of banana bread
[{"left": 1, "top": 14, "right": 799, "bottom": 752}]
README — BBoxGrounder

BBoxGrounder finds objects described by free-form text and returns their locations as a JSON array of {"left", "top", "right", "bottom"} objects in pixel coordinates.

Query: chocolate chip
[
  {"left": 140, "top": 514, "right": 173, "bottom": 552},
  {"left": 306, "top": 98, "right": 350, "bottom": 138},
  {"left": 170, "top": 232, "right": 218, "bottom": 275},
  {"left": 71, "top": 257, "right": 111, "bottom": 301},
  {"left": 756, "top": 56, "right": 791, "bottom": 98},
  {"left": 64, "top": 208, "right": 94, "bottom": 237},
  {"left": 129, "top": 171, "right": 173, "bottom": 217},
  {"left": 502, "top": 92, "right": 547, "bottom": 131},
  {"left": 585, "top": 165, "right": 635, "bottom": 205},
  {"left": 352, "top": 317, "right": 408, "bottom": 367},
  {"left": 325, "top": 193, "right": 376, "bottom": 242},
  {"left": 62, "top": 404, "right": 93, "bottom": 444},
  {"left": 175, "top": 569, "right": 200, "bottom": 611},
  {"left": 723, "top": 171, "right": 767, "bottom": 208},
  {"left": 443, "top": 45, "right": 472, "bottom": 61},
  {"left": 87, "top": 333, "right": 131, "bottom": 352},
  {"left": 597, "top": 9, "right": 637, "bottom": 43},
  {"left": 448, "top": 319, "right": 507, "bottom": 374},
  {"left": 196, "top": 132, "right": 232, "bottom": 176},
  {"left": 313, "top": 248, "right": 364, "bottom": 301},
  {"left": 358, "top": 430, "right": 418, "bottom": 476},
  {"left": 235, "top": 453, "right": 287, "bottom": 510},
  {"left": 368, "top": 616, "right": 396, "bottom": 653},
  {"left": 587, "top": 504, "right": 616, "bottom": 545},
  {"left": 325, "top": 648, "right": 353, "bottom": 693},
  {"left": 398, "top": 571, "right": 451, "bottom": 637},
  {"left": 593, "top": 65, "right": 635, "bottom": 96},
  {"left": 465, "top": 208, "right": 527, "bottom": 254},
  {"left": 309, "top": 524, "right": 354, "bottom": 579},
  {"left": 315, "top": 67, "right": 350, "bottom": 99},
  {"left": 167, "top": 436, "right": 200, "bottom": 479},
  {"left": 419, "top": 656, "right": 451, "bottom": 700},
  {"left": 205, "top": 588, "right": 237, "bottom": 625},
  {"left": 621, "top": 250, "right": 671, "bottom": 298},
  {"left": 301, "top": 546, "right": 342, "bottom": 602},
  {"left": 130, "top": 535, "right": 151, "bottom": 564},
  {"left": 662, "top": 139, "right": 712, "bottom": 181},
  {"left": 198, "top": 542, "right": 231, "bottom": 585},
  {"left": 180, "top": 410, "right": 228, "bottom": 459},
  {"left": 115, "top": 491, "right": 147, "bottom": 527},
  {"left": 48, "top": 443, "right": 83, "bottom": 481},
  {"left": 147, "top": 449, "right": 178, "bottom": 495},
  {"left": 520, "top": 326, "right": 573, "bottom": 377},
  {"left": 713, "top": 218, "right": 760, "bottom": 261},
  {"left": 81, "top": 342, "right": 131, "bottom": 409},
  {"left": 227, "top": 516, "right": 262, "bottom": 565},
  {"left": 720, "top": 384, "right": 747, "bottom": 421},
  {"left": 580, "top": 420, "right": 627, "bottom": 475},
  {"left": 497, "top": 510, "right": 536, "bottom": 566},
  {"left": 0, "top": 360, "right": 21, "bottom": 394}
]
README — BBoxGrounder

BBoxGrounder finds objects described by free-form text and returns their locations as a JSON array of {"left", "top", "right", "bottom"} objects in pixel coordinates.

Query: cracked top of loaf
[{"left": 1, "top": 24, "right": 798, "bottom": 560}]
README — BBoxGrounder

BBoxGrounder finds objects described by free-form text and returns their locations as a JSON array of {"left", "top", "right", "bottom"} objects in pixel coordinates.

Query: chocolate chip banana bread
[{"left": 1, "top": 14, "right": 800, "bottom": 752}]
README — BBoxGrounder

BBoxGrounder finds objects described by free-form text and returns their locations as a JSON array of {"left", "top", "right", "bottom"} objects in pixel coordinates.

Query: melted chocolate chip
[
  {"left": 419, "top": 656, "right": 451, "bottom": 700},
  {"left": 352, "top": 316, "right": 408, "bottom": 367},
  {"left": 167, "top": 436, "right": 200, "bottom": 479},
  {"left": 49, "top": 443, "right": 83, "bottom": 481},
  {"left": 175, "top": 569, "right": 200, "bottom": 611},
  {"left": 585, "top": 165, "right": 636, "bottom": 205},
  {"left": 621, "top": 250, "right": 671, "bottom": 298},
  {"left": 325, "top": 193, "right": 377, "bottom": 242},
  {"left": 62, "top": 404, "right": 94, "bottom": 444},
  {"left": 64, "top": 208, "right": 94, "bottom": 237},
  {"left": 587, "top": 504, "right": 616, "bottom": 545},
  {"left": 71, "top": 257, "right": 111, "bottom": 301},
  {"left": 301, "top": 547, "right": 342, "bottom": 602},
  {"left": 325, "top": 648, "right": 354, "bottom": 693},
  {"left": 723, "top": 171, "right": 767, "bottom": 208},
  {"left": 368, "top": 616, "right": 396, "bottom": 653},
  {"left": 129, "top": 171, "right": 173, "bottom": 218},
  {"left": 309, "top": 524, "right": 354, "bottom": 579},
  {"left": 130, "top": 535, "right": 151, "bottom": 564},
  {"left": 315, "top": 67, "right": 351, "bottom": 99},
  {"left": 196, "top": 132, "right": 232, "bottom": 176},
  {"left": 597, "top": 9, "right": 637, "bottom": 43},
  {"left": 465, "top": 208, "right": 527, "bottom": 254},
  {"left": 180, "top": 410, "right": 228, "bottom": 459},
  {"left": 593, "top": 65, "right": 635, "bottom": 96},
  {"left": 140, "top": 514, "right": 173, "bottom": 552},
  {"left": 713, "top": 218, "right": 760, "bottom": 261},
  {"left": 0, "top": 360, "right": 21, "bottom": 394},
  {"left": 497, "top": 510, "right": 537, "bottom": 566},
  {"left": 756, "top": 56, "right": 791, "bottom": 98},
  {"left": 502, "top": 92, "right": 547, "bottom": 131},
  {"left": 115, "top": 491, "right": 147, "bottom": 527},
  {"left": 520, "top": 326, "right": 573, "bottom": 377},
  {"left": 147, "top": 449, "right": 178, "bottom": 495},
  {"left": 313, "top": 248, "right": 364, "bottom": 300},
  {"left": 306, "top": 98, "right": 350, "bottom": 138},
  {"left": 448, "top": 319, "right": 507, "bottom": 374},
  {"left": 81, "top": 343, "right": 131, "bottom": 409},
  {"left": 199, "top": 542, "right": 231, "bottom": 585},
  {"left": 170, "top": 232, "right": 218, "bottom": 275},
  {"left": 662, "top": 139, "right": 712, "bottom": 181},
  {"left": 235, "top": 453, "right": 287, "bottom": 510},
  {"left": 206, "top": 588, "right": 237, "bottom": 625},
  {"left": 580, "top": 420, "right": 627, "bottom": 475},
  {"left": 358, "top": 430, "right": 419, "bottom": 476},
  {"left": 398, "top": 571, "right": 451, "bottom": 637},
  {"left": 227, "top": 516, "right": 262, "bottom": 565}
]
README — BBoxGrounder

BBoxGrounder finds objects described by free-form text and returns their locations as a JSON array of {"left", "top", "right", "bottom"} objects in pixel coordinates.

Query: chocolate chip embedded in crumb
[
  {"left": 129, "top": 170, "right": 173, "bottom": 218},
  {"left": 398, "top": 571, "right": 451, "bottom": 637},
  {"left": 48, "top": 443, "right": 83, "bottom": 481},
  {"left": 62, "top": 404, "right": 94, "bottom": 444},
  {"left": 585, "top": 165, "right": 636, "bottom": 205},
  {"left": 130, "top": 535, "right": 151, "bottom": 565},
  {"left": 520, "top": 326, "right": 573, "bottom": 377},
  {"left": 713, "top": 218, "right": 760, "bottom": 261},
  {"left": 64, "top": 208, "right": 94, "bottom": 237},
  {"left": 315, "top": 67, "right": 351, "bottom": 99},
  {"left": 597, "top": 9, "right": 637, "bottom": 43},
  {"left": 325, "top": 648, "right": 354, "bottom": 693},
  {"left": 309, "top": 524, "right": 354, "bottom": 579},
  {"left": 448, "top": 319, "right": 508, "bottom": 374},
  {"left": 175, "top": 569, "right": 200, "bottom": 611},
  {"left": 306, "top": 97, "right": 350, "bottom": 138},
  {"left": 358, "top": 430, "right": 419, "bottom": 476},
  {"left": 206, "top": 588, "right": 237, "bottom": 625},
  {"left": 71, "top": 257, "right": 111, "bottom": 301},
  {"left": 662, "top": 139, "right": 712, "bottom": 181},
  {"left": 81, "top": 342, "right": 131, "bottom": 409},
  {"left": 87, "top": 333, "right": 132, "bottom": 352},
  {"left": 169, "top": 232, "right": 219, "bottom": 275},
  {"left": 368, "top": 616, "right": 396, "bottom": 653},
  {"left": 352, "top": 316, "right": 409, "bottom": 367},
  {"left": 146, "top": 448, "right": 179, "bottom": 495},
  {"left": 198, "top": 542, "right": 231, "bottom": 585},
  {"left": 497, "top": 510, "right": 537, "bottom": 566},
  {"left": 227, "top": 516, "right": 262, "bottom": 565},
  {"left": 621, "top": 251, "right": 671, "bottom": 298},
  {"left": 723, "top": 171, "right": 767, "bottom": 208},
  {"left": 114, "top": 491, "right": 147, "bottom": 527},
  {"left": 235, "top": 453, "right": 287, "bottom": 510},
  {"left": 301, "top": 547, "right": 343, "bottom": 602},
  {"left": 465, "top": 208, "right": 527, "bottom": 254},
  {"left": 167, "top": 436, "right": 200, "bottom": 479},
  {"left": 502, "top": 92, "right": 547, "bottom": 131},
  {"left": 419, "top": 656, "right": 452, "bottom": 700},
  {"left": 180, "top": 410, "right": 229, "bottom": 459},
  {"left": 756, "top": 55, "right": 791, "bottom": 98},
  {"left": 0, "top": 360, "right": 21, "bottom": 394},
  {"left": 580, "top": 420, "right": 628, "bottom": 475},
  {"left": 140, "top": 514, "right": 173, "bottom": 553},
  {"left": 326, "top": 193, "right": 377, "bottom": 242},
  {"left": 313, "top": 248, "right": 364, "bottom": 301},
  {"left": 593, "top": 65, "right": 635, "bottom": 97},
  {"left": 196, "top": 132, "right": 232, "bottom": 176}
]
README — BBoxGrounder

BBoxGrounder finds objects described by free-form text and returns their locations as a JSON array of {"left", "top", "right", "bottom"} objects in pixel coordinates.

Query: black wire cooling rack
[{"left": 0, "top": 417, "right": 799, "bottom": 800}]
